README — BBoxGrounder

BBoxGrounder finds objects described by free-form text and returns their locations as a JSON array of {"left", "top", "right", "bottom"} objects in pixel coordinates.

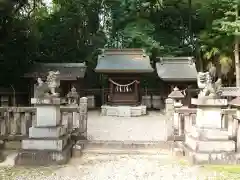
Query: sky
[{"left": 43, "top": 0, "right": 52, "bottom": 7}]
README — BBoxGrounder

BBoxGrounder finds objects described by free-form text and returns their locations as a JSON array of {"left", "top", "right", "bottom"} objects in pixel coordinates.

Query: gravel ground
[
  {"left": 0, "top": 111, "right": 236, "bottom": 179},
  {"left": 0, "top": 153, "right": 230, "bottom": 180},
  {"left": 87, "top": 111, "right": 167, "bottom": 141}
]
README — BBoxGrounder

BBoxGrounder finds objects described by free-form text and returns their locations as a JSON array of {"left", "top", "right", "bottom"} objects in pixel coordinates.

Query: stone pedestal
[
  {"left": 192, "top": 98, "right": 227, "bottom": 128},
  {"left": 15, "top": 98, "right": 72, "bottom": 166},
  {"left": 183, "top": 98, "right": 237, "bottom": 164}
]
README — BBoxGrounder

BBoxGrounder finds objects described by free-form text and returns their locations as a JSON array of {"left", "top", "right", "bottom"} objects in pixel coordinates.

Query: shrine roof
[
  {"left": 156, "top": 57, "right": 197, "bottom": 82},
  {"left": 95, "top": 49, "right": 154, "bottom": 73},
  {"left": 24, "top": 62, "right": 87, "bottom": 80}
]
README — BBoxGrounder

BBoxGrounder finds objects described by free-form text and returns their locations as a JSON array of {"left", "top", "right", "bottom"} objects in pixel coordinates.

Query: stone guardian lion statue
[
  {"left": 46, "top": 71, "right": 60, "bottom": 96},
  {"left": 35, "top": 71, "right": 60, "bottom": 98},
  {"left": 197, "top": 71, "right": 222, "bottom": 98}
]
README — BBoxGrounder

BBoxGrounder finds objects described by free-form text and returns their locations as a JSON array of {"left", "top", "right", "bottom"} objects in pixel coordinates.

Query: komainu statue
[
  {"left": 34, "top": 71, "right": 60, "bottom": 98},
  {"left": 46, "top": 71, "right": 60, "bottom": 96},
  {"left": 197, "top": 70, "right": 222, "bottom": 98}
]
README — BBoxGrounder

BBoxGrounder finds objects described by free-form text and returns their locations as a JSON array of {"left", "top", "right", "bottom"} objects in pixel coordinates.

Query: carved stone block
[
  {"left": 190, "top": 126, "right": 229, "bottom": 140},
  {"left": 183, "top": 144, "right": 239, "bottom": 164},
  {"left": 22, "top": 135, "right": 69, "bottom": 151},
  {"left": 31, "top": 98, "right": 61, "bottom": 105},
  {"left": 185, "top": 134, "right": 235, "bottom": 153},
  {"left": 35, "top": 106, "right": 61, "bottom": 127},
  {"left": 29, "top": 126, "right": 67, "bottom": 138},
  {"left": 15, "top": 143, "right": 72, "bottom": 166}
]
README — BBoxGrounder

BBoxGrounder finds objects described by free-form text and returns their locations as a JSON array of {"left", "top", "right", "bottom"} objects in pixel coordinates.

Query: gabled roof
[
  {"left": 24, "top": 62, "right": 87, "bottom": 80},
  {"left": 95, "top": 49, "right": 154, "bottom": 73},
  {"left": 156, "top": 57, "right": 197, "bottom": 82}
]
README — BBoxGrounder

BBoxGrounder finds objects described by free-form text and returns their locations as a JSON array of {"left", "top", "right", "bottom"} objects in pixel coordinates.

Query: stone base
[
  {"left": 29, "top": 126, "right": 67, "bottom": 138},
  {"left": 190, "top": 126, "right": 229, "bottom": 140},
  {"left": 35, "top": 106, "right": 61, "bottom": 127},
  {"left": 191, "top": 98, "right": 228, "bottom": 106},
  {"left": 185, "top": 133, "right": 235, "bottom": 152},
  {"left": 22, "top": 135, "right": 69, "bottom": 151},
  {"left": 183, "top": 131, "right": 237, "bottom": 164},
  {"left": 15, "top": 143, "right": 72, "bottom": 166},
  {"left": 4, "top": 141, "right": 21, "bottom": 150},
  {"left": 101, "top": 105, "right": 147, "bottom": 117},
  {"left": 182, "top": 144, "right": 240, "bottom": 164}
]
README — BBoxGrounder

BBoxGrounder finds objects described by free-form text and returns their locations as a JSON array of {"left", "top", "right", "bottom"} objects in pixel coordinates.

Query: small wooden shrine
[
  {"left": 155, "top": 57, "right": 198, "bottom": 106},
  {"left": 95, "top": 49, "right": 153, "bottom": 106},
  {"left": 24, "top": 63, "right": 87, "bottom": 98}
]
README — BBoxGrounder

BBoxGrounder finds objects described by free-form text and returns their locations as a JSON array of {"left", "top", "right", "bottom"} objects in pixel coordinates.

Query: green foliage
[
  {"left": 197, "top": 0, "right": 238, "bottom": 78},
  {"left": 213, "top": 0, "right": 240, "bottom": 36},
  {"left": 0, "top": 0, "right": 239, "bottom": 87},
  {"left": 0, "top": 0, "right": 39, "bottom": 85}
]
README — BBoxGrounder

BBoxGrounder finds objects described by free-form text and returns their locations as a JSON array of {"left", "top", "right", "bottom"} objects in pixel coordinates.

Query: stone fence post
[
  {"left": 79, "top": 97, "right": 88, "bottom": 137},
  {"left": 164, "top": 98, "right": 174, "bottom": 141},
  {"left": 230, "top": 97, "right": 240, "bottom": 152}
]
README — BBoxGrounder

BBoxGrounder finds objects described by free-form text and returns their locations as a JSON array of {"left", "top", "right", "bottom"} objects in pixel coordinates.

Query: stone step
[
  {"left": 182, "top": 143, "right": 240, "bottom": 165},
  {"left": 81, "top": 148, "right": 170, "bottom": 155},
  {"left": 78, "top": 140, "right": 173, "bottom": 149},
  {"left": 72, "top": 140, "right": 174, "bottom": 156},
  {"left": 185, "top": 134, "right": 235, "bottom": 153}
]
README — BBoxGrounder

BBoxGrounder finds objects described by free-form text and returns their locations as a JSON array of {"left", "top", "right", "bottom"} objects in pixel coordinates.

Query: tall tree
[{"left": 213, "top": 0, "right": 240, "bottom": 86}]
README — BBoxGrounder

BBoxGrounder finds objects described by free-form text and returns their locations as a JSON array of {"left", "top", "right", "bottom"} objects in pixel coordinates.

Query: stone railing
[
  {"left": 173, "top": 107, "right": 196, "bottom": 140},
  {"left": 0, "top": 99, "right": 87, "bottom": 141},
  {"left": 173, "top": 107, "right": 238, "bottom": 140}
]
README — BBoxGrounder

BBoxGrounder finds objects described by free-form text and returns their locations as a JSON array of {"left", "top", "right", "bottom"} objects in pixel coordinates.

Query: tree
[
  {"left": 0, "top": 0, "right": 43, "bottom": 85},
  {"left": 212, "top": 0, "right": 240, "bottom": 86}
]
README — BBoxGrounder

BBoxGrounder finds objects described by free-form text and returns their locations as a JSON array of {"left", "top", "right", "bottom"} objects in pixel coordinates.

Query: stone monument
[
  {"left": 15, "top": 71, "right": 72, "bottom": 165},
  {"left": 184, "top": 69, "right": 235, "bottom": 164}
]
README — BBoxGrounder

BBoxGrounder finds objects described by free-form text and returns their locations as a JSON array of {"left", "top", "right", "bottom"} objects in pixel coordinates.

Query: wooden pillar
[
  {"left": 109, "top": 79, "right": 113, "bottom": 105},
  {"left": 135, "top": 81, "right": 138, "bottom": 105},
  {"left": 101, "top": 87, "right": 104, "bottom": 105}
]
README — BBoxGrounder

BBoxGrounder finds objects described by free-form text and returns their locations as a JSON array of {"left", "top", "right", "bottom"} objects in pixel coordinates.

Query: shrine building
[
  {"left": 95, "top": 48, "right": 154, "bottom": 116},
  {"left": 24, "top": 62, "right": 87, "bottom": 103},
  {"left": 155, "top": 57, "right": 198, "bottom": 106}
]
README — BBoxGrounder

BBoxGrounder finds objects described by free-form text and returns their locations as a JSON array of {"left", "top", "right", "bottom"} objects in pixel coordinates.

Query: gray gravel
[
  {"left": 0, "top": 111, "right": 232, "bottom": 179},
  {"left": 87, "top": 111, "right": 167, "bottom": 141},
  {"left": 0, "top": 154, "right": 227, "bottom": 180}
]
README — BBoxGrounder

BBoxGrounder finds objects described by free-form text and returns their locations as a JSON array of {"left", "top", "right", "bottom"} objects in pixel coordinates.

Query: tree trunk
[
  {"left": 188, "top": 0, "right": 193, "bottom": 56},
  {"left": 235, "top": 4, "right": 240, "bottom": 87}
]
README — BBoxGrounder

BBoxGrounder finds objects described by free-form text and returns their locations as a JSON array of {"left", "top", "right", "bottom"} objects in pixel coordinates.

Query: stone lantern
[
  {"left": 168, "top": 87, "right": 184, "bottom": 134},
  {"left": 66, "top": 86, "right": 79, "bottom": 106},
  {"left": 168, "top": 87, "right": 184, "bottom": 108}
]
